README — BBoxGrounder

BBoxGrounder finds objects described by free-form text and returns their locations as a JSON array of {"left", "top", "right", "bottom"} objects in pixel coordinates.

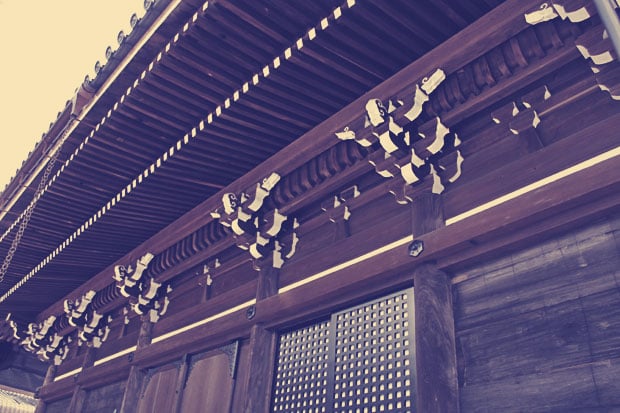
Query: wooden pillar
[
  {"left": 171, "top": 354, "right": 190, "bottom": 413},
  {"left": 413, "top": 264, "right": 459, "bottom": 413},
  {"left": 410, "top": 192, "right": 460, "bottom": 412},
  {"left": 68, "top": 346, "right": 97, "bottom": 413},
  {"left": 239, "top": 261, "right": 279, "bottom": 413},
  {"left": 34, "top": 364, "right": 57, "bottom": 413},
  {"left": 119, "top": 316, "right": 153, "bottom": 413}
]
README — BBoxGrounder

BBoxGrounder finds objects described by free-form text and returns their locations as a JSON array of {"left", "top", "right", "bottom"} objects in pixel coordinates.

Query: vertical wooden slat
[
  {"left": 410, "top": 192, "right": 459, "bottom": 412},
  {"left": 119, "top": 316, "right": 153, "bottom": 413},
  {"left": 34, "top": 364, "right": 57, "bottom": 413}
]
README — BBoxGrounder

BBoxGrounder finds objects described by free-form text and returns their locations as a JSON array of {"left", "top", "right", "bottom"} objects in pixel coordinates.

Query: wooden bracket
[
  {"left": 321, "top": 185, "right": 361, "bottom": 239},
  {"left": 491, "top": 85, "right": 551, "bottom": 152},
  {"left": 0, "top": 313, "right": 20, "bottom": 344},
  {"left": 525, "top": 1, "right": 595, "bottom": 25},
  {"left": 593, "top": 60, "right": 620, "bottom": 100},
  {"left": 576, "top": 24, "right": 616, "bottom": 65},
  {"left": 198, "top": 258, "right": 220, "bottom": 300},
  {"left": 337, "top": 68, "right": 465, "bottom": 205},
  {"left": 213, "top": 174, "right": 300, "bottom": 269}
]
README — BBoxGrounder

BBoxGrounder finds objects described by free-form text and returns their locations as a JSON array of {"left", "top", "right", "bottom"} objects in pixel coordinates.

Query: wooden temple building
[{"left": 0, "top": 0, "right": 619, "bottom": 411}]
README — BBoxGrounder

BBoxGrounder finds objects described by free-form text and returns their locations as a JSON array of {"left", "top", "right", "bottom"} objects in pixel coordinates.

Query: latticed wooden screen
[
  {"left": 272, "top": 320, "right": 331, "bottom": 412},
  {"left": 271, "top": 288, "right": 415, "bottom": 413}
]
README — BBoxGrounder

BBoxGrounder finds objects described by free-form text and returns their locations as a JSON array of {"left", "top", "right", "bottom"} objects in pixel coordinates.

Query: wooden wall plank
[
  {"left": 179, "top": 351, "right": 234, "bottom": 413},
  {"left": 455, "top": 213, "right": 620, "bottom": 411}
]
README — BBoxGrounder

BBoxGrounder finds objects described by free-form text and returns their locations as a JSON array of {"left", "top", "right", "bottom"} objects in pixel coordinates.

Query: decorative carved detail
[
  {"left": 113, "top": 253, "right": 154, "bottom": 297},
  {"left": 64, "top": 290, "right": 96, "bottom": 327},
  {"left": 321, "top": 185, "right": 361, "bottom": 239},
  {"left": 337, "top": 68, "right": 464, "bottom": 203},
  {"left": 592, "top": 61, "right": 620, "bottom": 100},
  {"left": 525, "top": 1, "right": 594, "bottom": 25},
  {"left": 76, "top": 312, "right": 112, "bottom": 349},
  {"left": 212, "top": 173, "right": 300, "bottom": 269},
  {"left": 113, "top": 253, "right": 172, "bottom": 323},
  {"left": 492, "top": 85, "right": 551, "bottom": 151},
  {"left": 0, "top": 313, "right": 20, "bottom": 344},
  {"left": 219, "top": 340, "right": 240, "bottom": 378},
  {"left": 18, "top": 315, "right": 76, "bottom": 364},
  {"left": 198, "top": 258, "right": 220, "bottom": 289},
  {"left": 576, "top": 25, "right": 615, "bottom": 65}
]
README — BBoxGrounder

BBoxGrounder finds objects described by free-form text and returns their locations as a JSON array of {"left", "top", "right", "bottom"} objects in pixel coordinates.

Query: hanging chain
[{"left": 0, "top": 135, "right": 67, "bottom": 282}]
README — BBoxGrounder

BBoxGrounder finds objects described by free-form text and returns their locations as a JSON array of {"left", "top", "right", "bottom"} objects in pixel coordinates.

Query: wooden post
[
  {"left": 413, "top": 263, "right": 459, "bottom": 413},
  {"left": 239, "top": 260, "right": 279, "bottom": 413},
  {"left": 119, "top": 316, "right": 153, "bottom": 413},
  {"left": 411, "top": 192, "right": 444, "bottom": 237},
  {"left": 68, "top": 346, "right": 97, "bottom": 413},
  {"left": 410, "top": 192, "right": 460, "bottom": 412},
  {"left": 171, "top": 354, "right": 190, "bottom": 413},
  {"left": 34, "top": 364, "right": 57, "bottom": 413}
]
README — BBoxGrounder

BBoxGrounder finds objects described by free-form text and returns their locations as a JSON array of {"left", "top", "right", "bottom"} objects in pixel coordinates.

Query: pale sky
[{"left": 0, "top": 0, "right": 146, "bottom": 192}]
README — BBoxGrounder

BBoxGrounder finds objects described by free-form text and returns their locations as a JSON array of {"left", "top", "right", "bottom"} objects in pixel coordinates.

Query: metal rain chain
[{"left": 0, "top": 136, "right": 66, "bottom": 282}]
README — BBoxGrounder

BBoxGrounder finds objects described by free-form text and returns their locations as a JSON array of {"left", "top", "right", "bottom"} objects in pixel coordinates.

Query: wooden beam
[{"left": 413, "top": 264, "right": 459, "bottom": 413}]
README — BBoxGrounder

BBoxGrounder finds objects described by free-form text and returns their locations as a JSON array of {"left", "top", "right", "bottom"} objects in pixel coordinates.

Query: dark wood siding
[
  {"left": 179, "top": 349, "right": 235, "bottom": 413},
  {"left": 455, "top": 212, "right": 620, "bottom": 412},
  {"left": 135, "top": 363, "right": 179, "bottom": 413},
  {"left": 81, "top": 380, "right": 126, "bottom": 413},
  {"left": 44, "top": 397, "right": 71, "bottom": 413}
]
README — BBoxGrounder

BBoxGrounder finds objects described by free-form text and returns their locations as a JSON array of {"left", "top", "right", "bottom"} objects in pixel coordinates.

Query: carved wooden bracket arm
[
  {"left": 336, "top": 68, "right": 465, "bottom": 205},
  {"left": 212, "top": 173, "right": 300, "bottom": 269}
]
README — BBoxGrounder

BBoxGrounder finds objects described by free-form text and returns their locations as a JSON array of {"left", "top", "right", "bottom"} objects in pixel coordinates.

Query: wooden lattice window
[{"left": 271, "top": 288, "right": 416, "bottom": 413}]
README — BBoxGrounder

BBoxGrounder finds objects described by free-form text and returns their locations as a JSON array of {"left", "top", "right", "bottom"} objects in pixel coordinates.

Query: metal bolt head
[
  {"left": 408, "top": 240, "right": 424, "bottom": 257},
  {"left": 246, "top": 305, "right": 256, "bottom": 320}
]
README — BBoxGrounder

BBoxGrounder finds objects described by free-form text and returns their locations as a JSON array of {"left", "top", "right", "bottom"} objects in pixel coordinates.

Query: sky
[{"left": 0, "top": 0, "right": 146, "bottom": 191}]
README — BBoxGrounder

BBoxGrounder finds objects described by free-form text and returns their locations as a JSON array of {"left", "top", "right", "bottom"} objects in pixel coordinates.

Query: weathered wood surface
[
  {"left": 135, "top": 363, "right": 179, "bottom": 413},
  {"left": 178, "top": 350, "right": 234, "bottom": 413},
  {"left": 240, "top": 325, "right": 278, "bottom": 413},
  {"left": 80, "top": 380, "right": 126, "bottom": 413},
  {"left": 455, "top": 213, "right": 620, "bottom": 411},
  {"left": 414, "top": 264, "right": 459, "bottom": 413},
  {"left": 78, "top": 356, "right": 131, "bottom": 391},
  {"left": 119, "top": 317, "right": 152, "bottom": 413},
  {"left": 42, "top": 397, "right": 71, "bottom": 413}
]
